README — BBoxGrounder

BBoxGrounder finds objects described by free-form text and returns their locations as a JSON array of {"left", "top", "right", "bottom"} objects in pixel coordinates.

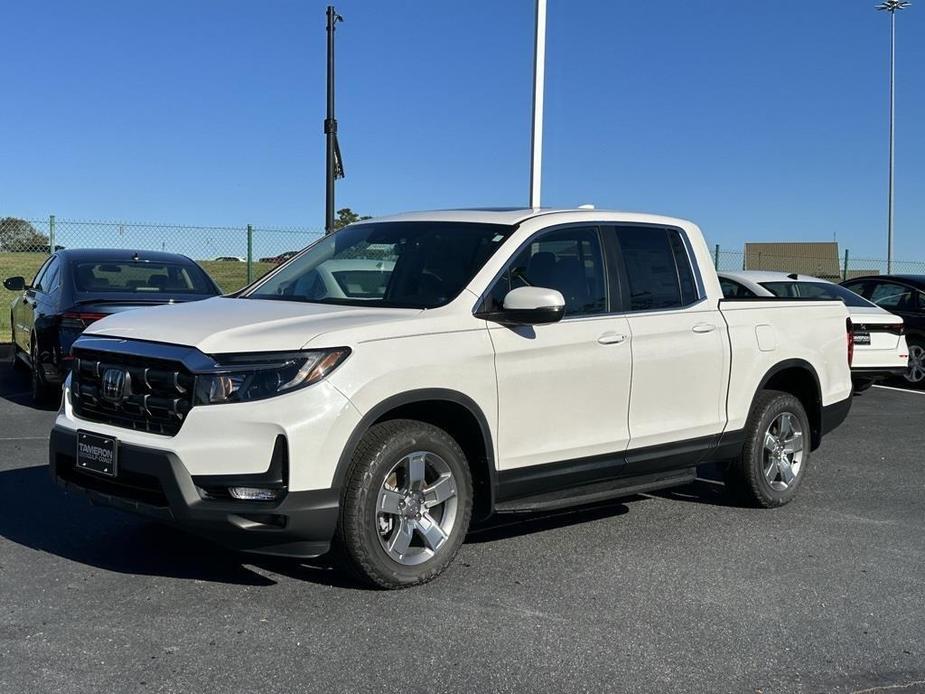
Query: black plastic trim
[
  {"left": 495, "top": 432, "right": 737, "bottom": 504},
  {"left": 719, "top": 297, "right": 845, "bottom": 303},
  {"left": 754, "top": 358, "right": 823, "bottom": 448},
  {"left": 49, "top": 427, "right": 337, "bottom": 558},
  {"left": 333, "top": 389, "right": 497, "bottom": 509},
  {"left": 474, "top": 305, "right": 565, "bottom": 326}
]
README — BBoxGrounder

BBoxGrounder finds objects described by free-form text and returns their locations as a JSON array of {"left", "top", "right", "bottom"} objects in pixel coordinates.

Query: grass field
[{"left": 1, "top": 253, "right": 277, "bottom": 339}]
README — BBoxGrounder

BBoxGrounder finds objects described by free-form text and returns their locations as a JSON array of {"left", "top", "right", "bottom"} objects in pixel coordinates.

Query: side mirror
[
  {"left": 497, "top": 286, "right": 565, "bottom": 325},
  {"left": 3, "top": 276, "right": 26, "bottom": 291}
]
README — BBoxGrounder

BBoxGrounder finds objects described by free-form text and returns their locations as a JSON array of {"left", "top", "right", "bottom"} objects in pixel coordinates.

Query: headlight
[{"left": 194, "top": 348, "right": 350, "bottom": 405}]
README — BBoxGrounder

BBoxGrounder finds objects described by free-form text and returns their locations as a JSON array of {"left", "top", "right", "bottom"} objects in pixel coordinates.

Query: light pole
[
  {"left": 529, "top": 0, "right": 547, "bottom": 209},
  {"left": 324, "top": 6, "right": 344, "bottom": 235},
  {"left": 877, "top": 0, "right": 910, "bottom": 274}
]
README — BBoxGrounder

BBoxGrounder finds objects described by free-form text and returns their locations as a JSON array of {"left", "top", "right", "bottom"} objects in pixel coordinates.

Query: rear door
[{"left": 610, "top": 225, "right": 730, "bottom": 454}]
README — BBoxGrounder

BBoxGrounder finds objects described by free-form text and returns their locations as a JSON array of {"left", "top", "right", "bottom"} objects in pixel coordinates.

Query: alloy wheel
[
  {"left": 376, "top": 451, "right": 459, "bottom": 566},
  {"left": 905, "top": 344, "right": 925, "bottom": 384},
  {"left": 763, "top": 412, "right": 804, "bottom": 491}
]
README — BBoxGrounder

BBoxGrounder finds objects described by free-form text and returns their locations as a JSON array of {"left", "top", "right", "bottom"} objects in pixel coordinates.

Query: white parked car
[
  {"left": 51, "top": 209, "right": 853, "bottom": 588},
  {"left": 719, "top": 271, "right": 908, "bottom": 391}
]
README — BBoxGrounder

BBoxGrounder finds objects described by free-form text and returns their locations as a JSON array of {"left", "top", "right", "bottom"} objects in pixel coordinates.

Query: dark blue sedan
[{"left": 4, "top": 249, "right": 221, "bottom": 403}]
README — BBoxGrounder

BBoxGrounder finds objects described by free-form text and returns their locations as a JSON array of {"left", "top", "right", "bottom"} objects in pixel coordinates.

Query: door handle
[
  {"left": 598, "top": 332, "right": 627, "bottom": 345},
  {"left": 692, "top": 323, "right": 716, "bottom": 334}
]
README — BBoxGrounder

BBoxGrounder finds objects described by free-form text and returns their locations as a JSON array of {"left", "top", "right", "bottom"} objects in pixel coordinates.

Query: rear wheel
[
  {"left": 336, "top": 419, "right": 473, "bottom": 589},
  {"left": 726, "top": 390, "right": 811, "bottom": 508},
  {"left": 903, "top": 342, "right": 925, "bottom": 388},
  {"left": 30, "top": 338, "right": 56, "bottom": 405}
]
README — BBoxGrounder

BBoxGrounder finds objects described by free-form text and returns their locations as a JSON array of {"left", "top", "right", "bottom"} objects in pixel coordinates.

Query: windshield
[
  {"left": 246, "top": 222, "right": 515, "bottom": 309},
  {"left": 72, "top": 260, "right": 216, "bottom": 295},
  {"left": 760, "top": 281, "right": 875, "bottom": 308}
]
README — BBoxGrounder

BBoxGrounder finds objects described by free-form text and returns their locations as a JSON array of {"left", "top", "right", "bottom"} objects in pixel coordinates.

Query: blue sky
[{"left": 1, "top": 0, "right": 923, "bottom": 258}]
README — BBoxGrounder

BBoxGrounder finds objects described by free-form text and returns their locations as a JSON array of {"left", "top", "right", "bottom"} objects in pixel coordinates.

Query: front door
[{"left": 485, "top": 225, "right": 633, "bottom": 472}]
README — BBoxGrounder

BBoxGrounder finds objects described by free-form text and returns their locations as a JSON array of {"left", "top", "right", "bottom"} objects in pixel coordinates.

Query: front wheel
[
  {"left": 726, "top": 390, "right": 811, "bottom": 508},
  {"left": 336, "top": 419, "right": 473, "bottom": 589},
  {"left": 9, "top": 318, "right": 27, "bottom": 373}
]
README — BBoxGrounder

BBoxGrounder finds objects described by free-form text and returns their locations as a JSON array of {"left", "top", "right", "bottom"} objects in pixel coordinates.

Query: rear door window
[
  {"left": 31, "top": 258, "right": 52, "bottom": 291},
  {"left": 615, "top": 226, "right": 700, "bottom": 311},
  {"left": 40, "top": 256, "right": 62, "bottom": 294}
]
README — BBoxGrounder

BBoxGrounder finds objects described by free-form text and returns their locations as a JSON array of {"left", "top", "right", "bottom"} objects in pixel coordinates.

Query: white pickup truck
[{"left": 50, "top": 208, "right": 853, "bottom": 588}]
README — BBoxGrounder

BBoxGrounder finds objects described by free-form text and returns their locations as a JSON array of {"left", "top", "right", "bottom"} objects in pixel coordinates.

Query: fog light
[{"left": 228, "top": 487, "right": 282, "bottom": 501}]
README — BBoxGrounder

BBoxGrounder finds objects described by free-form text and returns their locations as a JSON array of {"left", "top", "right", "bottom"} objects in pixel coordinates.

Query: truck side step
[{"left": 494, "top": 467, "right": 698, "bottom": 513}]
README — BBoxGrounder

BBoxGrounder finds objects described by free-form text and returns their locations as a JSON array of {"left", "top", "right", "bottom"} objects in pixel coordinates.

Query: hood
[{"left": 83, "top": 296, "right": 420, "bottom": 353}]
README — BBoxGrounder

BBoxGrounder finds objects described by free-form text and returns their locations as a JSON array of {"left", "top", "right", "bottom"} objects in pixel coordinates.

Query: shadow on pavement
[
  {"left": 468, "top": 499, "right": 633, "bottom": 543},
  {"left": 0, "top": 464, "right": 330, "bottom": 587},
  {"left": 0, "top": 351, "right": 60, "bottom": 412}
]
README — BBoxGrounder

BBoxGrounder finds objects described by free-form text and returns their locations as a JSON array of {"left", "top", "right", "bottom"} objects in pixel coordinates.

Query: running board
[{"left": 494, "top": 467, "right": 697, "bottom": 513}]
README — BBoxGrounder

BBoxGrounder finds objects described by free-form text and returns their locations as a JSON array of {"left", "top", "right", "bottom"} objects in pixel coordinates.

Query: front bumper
[{"left": 49, "top": 427, "right": 339, "bottom": 558}]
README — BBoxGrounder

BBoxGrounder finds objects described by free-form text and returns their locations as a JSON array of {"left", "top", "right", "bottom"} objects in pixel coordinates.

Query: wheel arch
[
  {"left": 754, "top": 359, "right": 823, "bottom": 450},
  {"left": 333, "top": 389, "right": 497, "bottom": 520}
]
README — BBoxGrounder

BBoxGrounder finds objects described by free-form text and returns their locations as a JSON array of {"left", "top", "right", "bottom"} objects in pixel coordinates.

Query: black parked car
[
  {"left": 5, "top": 249, "right": 221, "bottom": 403},
  {"left": 841, "top": 274, "right": 925, "bottom": 387}
]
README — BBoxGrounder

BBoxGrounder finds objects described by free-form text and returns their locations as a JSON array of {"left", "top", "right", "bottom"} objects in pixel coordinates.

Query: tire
[
  {"left": 30, "top": 339, "right": 55, "bottom": 405},
  {"left": 726, "top": 390, "right": 811, "bottom": 508},
  {"left": 336, "top": 419, "right": 473, "bottom": 589},
  {"left": 903, "top": 341, "right": 925, "bottom": 388},
  {"left": 9, "top": 317, "right": 26, "bottom": 373},
  {"left": 852, "top": 378, "right": 873, "bottom": 394}
]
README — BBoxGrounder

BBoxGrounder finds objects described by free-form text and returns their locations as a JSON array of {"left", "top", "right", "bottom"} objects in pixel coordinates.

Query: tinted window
[
  {"left": 618, "top": 227, "right": 698, "bottom": 311},
  {"left": 760, "top": 281, "right": 874, "bottom": 307},
  {"left": 486, "top": 226, "right": 607, "bottom": 317},
  {"left": 868, "top": 282, "right": 917, "bottom": 310},
  {"left": 248, "top": 222, "right": 515, "bottom": 309},
  {"left": 841, "top": 280, "right": 870, "bottom": 298},
  {"left": 31, "top": 257, "right": 52, "bottom": 291},
  {"left": 668, "top": 230, "right": 698, "bottom": 305},
  {"left": 72, "top": 261, "right": 215, "bottom": 295},
  {"left": 41, "top": 257, "right": 62, "bottom": 294},
  {"left": 720, "top": 278, "right": 758, "bottom": 299}
]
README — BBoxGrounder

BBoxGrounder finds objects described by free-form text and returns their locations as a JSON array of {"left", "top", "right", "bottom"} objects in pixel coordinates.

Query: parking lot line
[
  {"left": 873, "top": 384, "right": 925, "bottom": 395},
  {"left": 0, "top": 436, "right": 49, "bottom": 441}
]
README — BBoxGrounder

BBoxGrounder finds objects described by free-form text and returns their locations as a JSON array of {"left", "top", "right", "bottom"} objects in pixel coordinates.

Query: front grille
[
  {"left": 71, "top": 348, "right": 195, "bottom": 436},
  {"left": 56, "top": 452, "right": 169, "bottom": 507}
]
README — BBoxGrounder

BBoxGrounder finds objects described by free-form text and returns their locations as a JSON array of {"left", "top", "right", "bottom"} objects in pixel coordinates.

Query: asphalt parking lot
[{"left": 1, "top": 356, "right": 923, "bottom": 694}]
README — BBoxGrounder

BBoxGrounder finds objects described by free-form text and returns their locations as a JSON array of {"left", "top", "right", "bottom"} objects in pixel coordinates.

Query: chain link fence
[
  {"left": 1, "top": 215, "right": 324, "bottom": 337},
  {"left": 712, "top": 247, "right": 925, "bottom": 280}
]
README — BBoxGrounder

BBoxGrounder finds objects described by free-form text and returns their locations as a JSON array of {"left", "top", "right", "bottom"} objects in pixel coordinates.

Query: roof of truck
[{"left": 365, "top": 207, "right": 693, "bottom": 228}]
